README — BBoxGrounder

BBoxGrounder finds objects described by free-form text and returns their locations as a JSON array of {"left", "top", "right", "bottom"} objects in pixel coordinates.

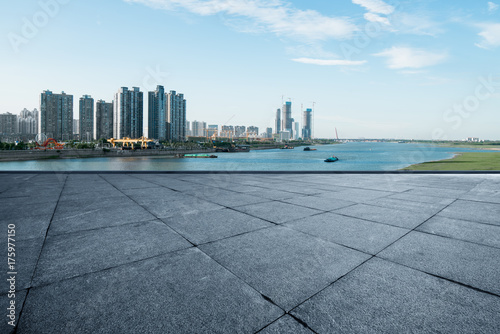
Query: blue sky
[{"left": 1, "top": 0, "right": 499, "bottom": 139}]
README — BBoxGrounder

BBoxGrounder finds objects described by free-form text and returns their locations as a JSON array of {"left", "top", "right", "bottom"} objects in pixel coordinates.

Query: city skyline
[{"left": 1, "top": 1, "right": 500, "bottom": 139}]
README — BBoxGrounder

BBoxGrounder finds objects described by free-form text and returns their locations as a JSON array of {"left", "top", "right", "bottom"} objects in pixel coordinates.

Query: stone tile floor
[{"left": 1, "top": 173, "right": 500, "bottom": 333}]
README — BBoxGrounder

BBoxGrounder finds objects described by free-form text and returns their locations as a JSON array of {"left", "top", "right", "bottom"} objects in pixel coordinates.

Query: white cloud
[
  {"left": 488, "top": 2, "right": 499, "bottom": 13},
  {"left": 125, "top": 0, "right": 358, "bottom": 41},
  {"left": 476, "top": 23, "right": 500, "bottom": 49},
  {"left": 352, "top": 0, "right": 394, "bottom": 15},
  {"left": 391, "top": 12, "right": 444, "bottom": 36},
  {"left": 292, "top": 58, "right": 367, "bottom": 66},
  {"left": 364, "top": 13, "right": 391, "bottom": 25},
  {"left": 373, "top": 47, "right": 447, "bottom": 69}
]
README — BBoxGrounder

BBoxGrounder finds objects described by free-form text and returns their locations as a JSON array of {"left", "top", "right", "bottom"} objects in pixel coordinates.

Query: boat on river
[
  {"left": 303, "top": 147, "right": 317, "bottom": 151},
  {"left": 324, "top": 156, "right": 339, "bottom": 162},
  {"left": 180, "top": 154, "right": 218, "bottom": 158}
]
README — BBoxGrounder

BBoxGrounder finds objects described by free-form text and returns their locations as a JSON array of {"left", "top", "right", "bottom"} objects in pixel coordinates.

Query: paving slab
[
  {"left": 198, "top": 189, "right": 270, "bottom": 208},
  {"left": 403, "top": 186, "right": 470, "bottom": 199},
  {"left": 363, "top": 197, "right": 448, "bottom": 214},
  {"left": 281, "top": 196, "right": 355, "bottom": 211},
  {"left": 100, "top": 174, "right": 161, "bottom": 190},
  {"left": 292, "top": 257, "right": 500, "bottom": 333},
  {"left": 0, "top": 237, "right": 43, "bottom": 294},
  {"left": 334, "top": 203, "right": 435, "bottom": 229},
  {"left": 33, "top": 220, "right": 191, "bottom": 287},
  {"left": 0, "top": 289, "right": 28, "bottom": 334},
  {"left": 138, "top": 196, "right": 225, "bottom": 218},
  {"left": 161, "top": 208, "right": 273, "bottom": 245},
  {"left": 200, "top": 226, "right": 370, "bottom": 311},
  {"left": 317, "top": 188, "right": 394, "bottom": 202},
  {"left": 19, "top": 248, "right": 283, "bottom": 334},
  {"left": 386, "top": 192, "right": 455, "bottom": 205},
  {"left": 259, "top": 315, "right": 314, "bottom": 334},
  {"left": 285, "top": 213, "right": 408, "bottom": 254},
  {"left": 417, "top": 215, "right": 500, "bottom": 249},
  {"left": 378, "top": 231, "right": 500, "bottom": 295},
  {"left": 234, "top": 201, "right": 322, "bottom": 224},
  {"left": 50, "top": 196, "right": 156, "bottom": 235},
  {"left": 439, "top": 199, "right": 500, "bottom": 226}
]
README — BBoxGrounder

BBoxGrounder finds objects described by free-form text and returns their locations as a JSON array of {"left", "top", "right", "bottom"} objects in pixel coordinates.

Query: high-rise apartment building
[
  {"left": 114, "top": 87, "right": 143, "bottom": 139},
  {"left": 235, "top": 126, "right": 246, "bottom": 138},
  {"left": 266, "top": 127, "right": 273, "bottom": 139},
  {"left": 79, "top": 95, "right": 94, "bottom": 142},
  {"left": 186, "top": 121, "right": 191, "bottom": 137},
  {"left": 282, "top": 101, "right": 292, "bottom": 137},
  {"left": 247, "top": 126, "right": 259, "bottom": 136},
  {"left": 293, "top": 121, "right": 300, "bottom": 140},
  {"left": 39, "top": 90, "right": 73, "bottom": 141},
  {"left": 302, "top": 108, "right": 312, "bottom": 139},
  {"left": 166, "top": 91, "right": 186, "bottom": 142},
  {"left": 17, "top": 109, "right": 38, "bottom": 136},
  {"left": 274, "top": 108, "right": 281, "bottom": 134},
  {"left": 0, "top": 112, "right": 18, "bottom": 139},
  {"left": 207, "top": 124, "right": 218, "bottom": 137},
  {"left": 221, "top": 125, "right": 234, "bottom": 137},
  {"left": 192, "top": 121, "right": 207, "bottom": 137},
  {"left": 95, "top": 100, "right": 113, "bottom": 140},
  {"left": 148, "top": 85, "right": 167, "bottom": 140}
]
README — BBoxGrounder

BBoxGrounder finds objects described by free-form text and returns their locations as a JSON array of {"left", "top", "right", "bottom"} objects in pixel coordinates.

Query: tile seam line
[
  {"left": 97, "top": 174, "right": 197, "bottom": 247},
  {"left": 372, "top": 256, "right": 500, "bottom": 299},
  {"left": 288, "top": 197, "right": 461, "bottom": 316},
  {"left": 27, "top": 245, "right": 196, "bottom": 291},
  {"left": 16, "top": 173, "right": 68, "bottom": 332}
]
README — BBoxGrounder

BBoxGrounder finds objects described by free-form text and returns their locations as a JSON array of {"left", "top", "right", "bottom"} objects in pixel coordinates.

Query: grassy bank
[{"left": 402, "top": 152, "right": 500, "bottom": 171}]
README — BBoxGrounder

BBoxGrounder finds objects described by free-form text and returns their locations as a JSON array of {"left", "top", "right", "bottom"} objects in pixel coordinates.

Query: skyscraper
[
  {"left": 293, "top": 121, "right": 300, "bottom": 140},
  {"left": 95, "top": 100, "right": 113, "bottom": 140},
  {"left": 0, "top": 112, "right": 17, "bottom": 140},
  {"left": 282, "top": 101, "right": 292, "bottom": 136},
  {"left": 113, "top": 87, "right": 143, "bottom": 139},
  {"left": 79, "top": 95, "right": 94, "bottom": 142},
  {"left": 39, "top": 90, "right": 73, "bottom": 141},
  {"left": 148, "top": 85, "right": 166, "bottom": 140},
  {"left": 274, "top": 108, "right": 281, "bottom": 134},
  {"left": 302, "top": 108, "right": 312, "bottom": 139},
  {"left": 166, "top": 90, "right": 186, "bottom": 142},
  {"left": 235, "top": 126, "right": 246, "bottom": 137},
  {"left": 207, "top": 124, "right": 218, "bottom": 137}
]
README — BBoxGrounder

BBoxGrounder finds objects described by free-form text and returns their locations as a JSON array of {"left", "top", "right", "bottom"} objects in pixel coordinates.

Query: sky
[{"left": 0, "top": 0, "right": 499, "bottom": 140}]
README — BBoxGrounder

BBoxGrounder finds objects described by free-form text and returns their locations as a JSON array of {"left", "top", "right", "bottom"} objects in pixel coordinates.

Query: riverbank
[
  {"left": 402, "top": 152, "right": 500, "bottom": 171},
  {"left": 0, "top": 148, "right": 216, "bottom": 162}
]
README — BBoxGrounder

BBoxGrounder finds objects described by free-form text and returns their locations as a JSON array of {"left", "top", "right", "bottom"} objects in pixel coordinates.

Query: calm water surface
[{"left": 0, "top": 142, "right": 486, "bottom": 171}]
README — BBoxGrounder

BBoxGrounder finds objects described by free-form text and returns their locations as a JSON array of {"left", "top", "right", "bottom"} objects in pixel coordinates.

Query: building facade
[
  {"left": 221, "top": 125, "right": 234, "bottom": 138},
  {"left": 0, "top": 112, "right": 18, "bottom": 140},
  {"left": 192, "top": 121, "right": 207, "bottom": 137},
  {"left": 282, "top": 101, "right": 292, "bottom": 137},
  {"left": 17, "top": 109, "right": 38, "bottom": 137},
  {"left": 148, "top": 85, "right": 167, "bottom": 140},
  {"left": 39, "top": 90, "right": 73, "bottom": 141},
  {"left": 166, "top": 91, "right": 186, "bottom": 142},
  {"left": 247, "top": 126, "right": 259, "bottom": 136},
  {"left": 274, "top": 108, "right": 281, "bottom": 134},
  {"left": 79, "top": 95, "right": 94, "bottom": 142},
  {"left": 235, "top": 126, "right": 246, "bottom": 138},
  {"left": 95, "top": 100, "right": 113, "bottom": 140},
  {"left": 207, "top": 124, "right": 218, "bottom": 137},
  {"left": 114, "top": 87, "right": 143, "bottom": 139},
  {"left": 302, "top": 108, "right": 312, "bottom": 139}
]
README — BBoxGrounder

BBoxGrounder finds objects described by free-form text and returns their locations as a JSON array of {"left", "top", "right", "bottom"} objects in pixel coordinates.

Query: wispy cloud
[
  {"left": 475, "top": 23, "right": 500, "bottom": 49},
  {"left": 391, "top": 12, "right": 444, "bottom": 36},
  {"left": 373, "top": 47, "right": 448, "bottom": 69},
  {"left": 352, "top": 0, "right": 394, "bottom": 15},
  {"left": 125, "top": 0, "right": 358, "bottom": 41},
  {"left": 292, "top": 58, "right": 367, "bottom": 66},
  {"left": 488, "top": 2, "right": 499, "bottom": 13},
  {"left": 364, "top": 13, "right": 391, "bottom": 25}
]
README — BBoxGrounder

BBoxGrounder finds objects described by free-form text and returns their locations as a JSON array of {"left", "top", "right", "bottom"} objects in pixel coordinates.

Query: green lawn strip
[{"left": 402, "top": 152, "right": 500, "bottom": 171}]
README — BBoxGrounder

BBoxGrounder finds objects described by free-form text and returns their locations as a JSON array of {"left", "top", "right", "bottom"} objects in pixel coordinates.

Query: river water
[{"left": 0, "top": 142, "right": 487, "bottom": 171}]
